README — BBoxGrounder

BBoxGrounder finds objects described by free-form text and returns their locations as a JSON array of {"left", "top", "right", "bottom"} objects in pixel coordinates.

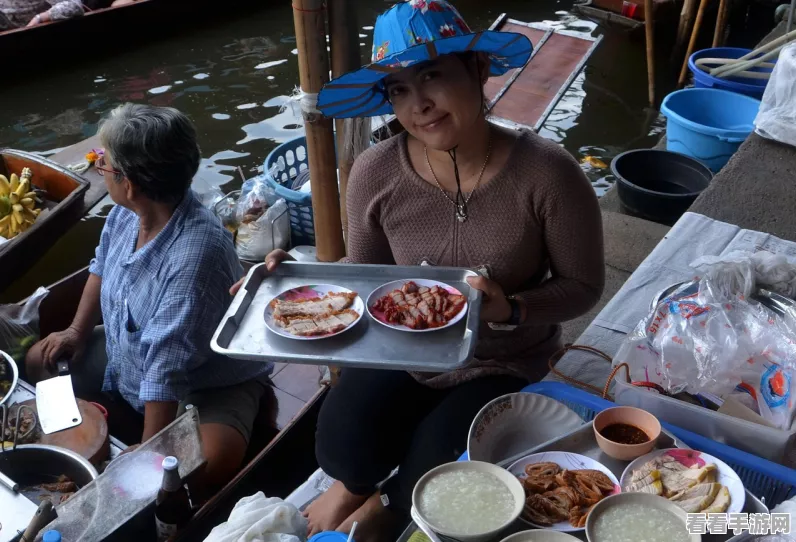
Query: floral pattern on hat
[{"left": 374, "top": 41, "right": 390, "bottom": 61}]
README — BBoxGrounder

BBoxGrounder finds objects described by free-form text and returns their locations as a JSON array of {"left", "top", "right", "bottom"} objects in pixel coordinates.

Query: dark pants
[{"left": 315, "top": 368, "right": 526, "bottom": 513}]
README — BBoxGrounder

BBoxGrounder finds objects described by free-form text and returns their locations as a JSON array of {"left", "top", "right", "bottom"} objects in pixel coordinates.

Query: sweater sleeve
[
  {"left": 47, "top": 0, "right": 85, "bottom": 20},
  {"left": 340, "top": 146, "right": 396, "bottom": 266},
  {"left": 515, "top": 147, "right": 604, "bottom": 325}
]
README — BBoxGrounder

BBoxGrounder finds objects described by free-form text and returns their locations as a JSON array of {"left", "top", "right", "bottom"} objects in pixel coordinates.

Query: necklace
[{"left": 425, "top": 133, "right": 492, "bottom": 223}]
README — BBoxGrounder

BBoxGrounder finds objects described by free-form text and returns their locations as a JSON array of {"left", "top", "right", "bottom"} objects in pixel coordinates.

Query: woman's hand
[
  {"left": 38, "top": 326, "right": 87, "bottom": 372},
  {"left": 229, "top": 249, "right": 296, "bottom": 295},
  {"left": 466, "top": 276, "right": 512, "bottom": 323},
  {"left": 26, "top": 11, "right": 49, "bottom": 26}
]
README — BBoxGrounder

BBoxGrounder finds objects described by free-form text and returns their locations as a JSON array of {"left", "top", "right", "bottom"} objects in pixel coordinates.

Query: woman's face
[{"left": 384, "top": 53, "right": 487, "bottom": 151}]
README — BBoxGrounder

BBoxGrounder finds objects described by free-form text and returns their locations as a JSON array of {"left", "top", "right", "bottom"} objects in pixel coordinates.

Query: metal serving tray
[
  {"left": 211, "top": 261, "right": 482, "bottom": 371},
  {"left": 397, "top": 422, "right": 768, "bottom": 542}
]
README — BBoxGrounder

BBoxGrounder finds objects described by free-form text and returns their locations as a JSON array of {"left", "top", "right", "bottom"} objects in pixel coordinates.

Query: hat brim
[{"left": 317, "top": 30, "right": 532, "bottom": 119}]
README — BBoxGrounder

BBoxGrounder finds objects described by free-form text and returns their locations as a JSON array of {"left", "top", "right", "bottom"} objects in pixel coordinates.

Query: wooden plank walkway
[{"left": 484, "top": 17, "right": 603, "bottom": 133}]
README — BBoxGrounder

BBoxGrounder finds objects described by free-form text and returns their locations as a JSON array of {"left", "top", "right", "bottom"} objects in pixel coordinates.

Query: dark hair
[{"left": 98, "top": 104, "right": 201, "bottom": 204}]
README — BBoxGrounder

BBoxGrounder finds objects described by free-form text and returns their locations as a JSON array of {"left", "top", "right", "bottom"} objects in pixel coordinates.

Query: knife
[{"left": 35, "top": 359, "right": 82, "bottom": 434}]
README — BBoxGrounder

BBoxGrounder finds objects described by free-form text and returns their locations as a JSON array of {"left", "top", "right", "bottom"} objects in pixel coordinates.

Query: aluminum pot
[
  {"left": 0, "top": 349, "right": 19, "bottom": 407},
  {"left": 0, "top": 443, "right": 98, "bottom": 488}
]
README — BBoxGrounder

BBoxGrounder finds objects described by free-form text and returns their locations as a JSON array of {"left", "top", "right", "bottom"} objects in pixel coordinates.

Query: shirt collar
[{"left": 123, "top": 190, "right": 197, "bottom": 274}]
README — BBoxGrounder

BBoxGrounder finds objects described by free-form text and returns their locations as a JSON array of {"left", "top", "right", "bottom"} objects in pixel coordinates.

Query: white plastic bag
[
  {"left": 614, "top": 255, "right": 796, "bottom": 429},
  {"left": 0, "top": 286, "right": 48, "bottom": 364},
  {"left": 235, "top": 198, "right": 290, "bottom": 261},
  {"left": 203, "top": 492, "right": 308, "bottom": 542},
  {"left": 755, "top": 42, "right": 796, "bottom": 148}
]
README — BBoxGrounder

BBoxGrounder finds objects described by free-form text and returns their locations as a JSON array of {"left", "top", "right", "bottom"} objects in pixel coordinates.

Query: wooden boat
[
  {"left": 0, "top": 149, "right": 92, "bottom": 290},
  {"left": 0, "top": 0, "right": 268, "bottom": 78},
  {"left": 21, "top": 264, "right": 327, "bottom": 539}
]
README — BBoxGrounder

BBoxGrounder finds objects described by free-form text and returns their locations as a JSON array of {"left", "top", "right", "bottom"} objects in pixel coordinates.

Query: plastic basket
[
  {"left": 519, "top": 382, "right": 796, "bottom": 508},
  {"left": 264, "top": 136, "right": 315, "bottom": 247}
]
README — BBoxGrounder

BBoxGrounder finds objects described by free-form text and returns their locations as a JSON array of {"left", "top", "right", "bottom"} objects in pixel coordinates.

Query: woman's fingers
[
  {"left": 265, "top": 249, "right": 294, "bottom": 271},
  {"left": 466, "top": 275, "right": 501, "bottom": 298},
  {"left": 229, "top": 278, "right": 244, "bottom": 296}
]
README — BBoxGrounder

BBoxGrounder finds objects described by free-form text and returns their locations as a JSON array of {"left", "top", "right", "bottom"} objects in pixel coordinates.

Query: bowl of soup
[
  {"left": 593, "top": 406, "right": 660, "bottom": 461},
  {"left": 412, "top": 461, "right": 525, "bottom": 542},
  {"left": 586, "top": 492, "right": 701, "bottom": 542}
]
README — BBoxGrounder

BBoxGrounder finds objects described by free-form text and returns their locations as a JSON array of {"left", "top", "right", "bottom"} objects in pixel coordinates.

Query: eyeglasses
[{"left": 95, "top": 155, "right": 121, "bottom": 177}]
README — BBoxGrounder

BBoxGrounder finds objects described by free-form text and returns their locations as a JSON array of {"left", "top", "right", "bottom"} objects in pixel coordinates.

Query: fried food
[
  {"left": 372, "top": 281, "right": 466, "bottom": 330},
  {"left": 518, "top": 462, "right": 615, "bottom": 528},
  {"left": 271, "top": 291, "right": 360, "bottom": 337}
]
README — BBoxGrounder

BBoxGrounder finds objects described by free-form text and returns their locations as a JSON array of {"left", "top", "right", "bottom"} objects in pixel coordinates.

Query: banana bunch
[{"left": 0, "top": 168, "right": 41, "bottom": 240}]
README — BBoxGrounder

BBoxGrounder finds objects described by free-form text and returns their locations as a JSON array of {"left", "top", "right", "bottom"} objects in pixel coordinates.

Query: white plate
[
  {"left": 620, "top": 448, "right": 746, "bottom": 514},
  {"left": 264, "top": 284, "right": 364, "bottom": 340},
  {"left": 468, "top": 393, "right": 584, "bottom": 464},
  {"left": 507, "top": 451, "right": 621, "bottom": 532},
  {"left": 366, "top": 279, "right": 468, "bottom": 332}
]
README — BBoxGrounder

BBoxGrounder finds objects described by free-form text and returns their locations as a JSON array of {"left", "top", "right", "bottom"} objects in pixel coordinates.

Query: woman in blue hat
[{"left": 238, "top": 0, "right": 604, "bottom": 538}]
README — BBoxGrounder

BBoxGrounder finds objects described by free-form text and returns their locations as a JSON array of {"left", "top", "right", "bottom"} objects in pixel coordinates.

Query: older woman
[
  {"left": 26, "top": 104, "right": 273, "bottom": 494},
  {"left": 235, "top": 1, "right": 604, "bottom": 539}
]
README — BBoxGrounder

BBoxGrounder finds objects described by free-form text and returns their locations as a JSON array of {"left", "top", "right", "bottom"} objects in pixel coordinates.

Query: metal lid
[{"left": 162, "top": 456, "right": 179, "bottom": 471}]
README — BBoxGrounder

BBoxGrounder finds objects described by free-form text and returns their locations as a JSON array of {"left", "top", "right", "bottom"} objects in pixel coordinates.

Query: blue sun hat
[{"left": 317, "top": 0, "right": 533, "bottom": 119}]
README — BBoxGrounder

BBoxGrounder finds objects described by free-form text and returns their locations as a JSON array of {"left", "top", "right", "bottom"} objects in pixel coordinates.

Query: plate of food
[
  {"left": 620, "top": 448, "right": 745, "bottom": 514},
  {"left": 507, "top": 451, "right": 621, "bottom": 532},
  {"left": 264, "top": 284, "right": 364, "bottom": 340},
  {"left": 367, "top": 279, "right": 468, "bottom": 332}
]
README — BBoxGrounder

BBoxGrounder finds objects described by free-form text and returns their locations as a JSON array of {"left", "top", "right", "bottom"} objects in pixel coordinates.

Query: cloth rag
[{"left": 203, "top": 492, "right": 308, "bottom": 542}]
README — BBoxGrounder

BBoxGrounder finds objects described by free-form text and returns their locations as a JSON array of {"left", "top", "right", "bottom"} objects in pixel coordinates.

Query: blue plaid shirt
[{"left": 89, "top": 191, "right": 273, "bottom": 412}]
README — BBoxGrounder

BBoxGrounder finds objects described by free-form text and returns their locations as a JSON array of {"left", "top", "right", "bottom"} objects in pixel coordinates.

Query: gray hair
[{"left": 98, "top": 103, "right": 200, "bottom": 204}]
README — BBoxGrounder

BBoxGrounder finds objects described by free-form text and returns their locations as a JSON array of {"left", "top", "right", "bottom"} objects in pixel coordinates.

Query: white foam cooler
[{"left": 614, "top": 379, "right": 796, "bottom": 467}]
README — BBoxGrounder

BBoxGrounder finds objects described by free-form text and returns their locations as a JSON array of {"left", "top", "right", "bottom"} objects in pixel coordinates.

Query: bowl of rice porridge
[
  {"left": 586, "top": 492, "right": 701, "bottom": 542},
  {"left": 412, "top": 461, "right": 525, "bottom": 542}
]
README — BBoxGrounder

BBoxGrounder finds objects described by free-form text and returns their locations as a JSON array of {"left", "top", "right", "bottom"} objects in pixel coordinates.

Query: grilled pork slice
[
  {"left": 273, "top": 292, "right": 356, "bottom": 319},
  {"left": 701, "top": 486, "right": 731, "bottom": 513},
  {"left": 443, "top": 294, "right": 466, "bottom": 320},
  {"left": 279, "top": 310, "right": 359, "bottom": 336}
]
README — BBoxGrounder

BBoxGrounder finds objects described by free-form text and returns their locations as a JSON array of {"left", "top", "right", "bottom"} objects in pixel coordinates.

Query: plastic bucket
[
  {"left": 689, "top": 47, "right": 774, "bottom": 100},
  {"left": 611, "top": 149, "right": 713, "bottom": 225},
  {"left": 661, "top": 88, "right": 761, "bottom": 172}
]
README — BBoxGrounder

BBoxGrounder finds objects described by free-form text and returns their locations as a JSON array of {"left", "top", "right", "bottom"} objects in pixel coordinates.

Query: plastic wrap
[
  {"left": 0, "top": 286, "right": 48, "bottom": 364},
  {"left": 235, "top": 198, "right": 289, "bottom": 261},
  {"left": 614, "top": 255, "right": 796, "bottom": 430},
  {"left": 755, "top": 42, "right": 796, "bottom": 148}
]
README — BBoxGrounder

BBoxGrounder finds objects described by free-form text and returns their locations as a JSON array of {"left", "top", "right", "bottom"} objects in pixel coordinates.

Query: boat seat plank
[{"left": 50, "top": 135, "right": 108, "bottom": 215}]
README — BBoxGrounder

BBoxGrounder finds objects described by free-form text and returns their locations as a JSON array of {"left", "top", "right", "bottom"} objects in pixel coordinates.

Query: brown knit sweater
[{"left": 344, "top": 129, "right": 604, "bottom": 388}]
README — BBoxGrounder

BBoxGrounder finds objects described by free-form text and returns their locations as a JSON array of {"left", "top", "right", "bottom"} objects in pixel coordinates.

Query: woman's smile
[{"left": 416, "top": 113, "right": 450, "bottom": 132}]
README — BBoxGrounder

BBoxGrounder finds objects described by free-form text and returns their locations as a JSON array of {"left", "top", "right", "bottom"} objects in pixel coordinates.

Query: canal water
[{"left": 0, "top": 0, "right": 664, "bottom": 301}]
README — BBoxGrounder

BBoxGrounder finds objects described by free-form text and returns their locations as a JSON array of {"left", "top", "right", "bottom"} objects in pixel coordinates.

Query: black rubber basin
[{"left": 611, "top": 149, "right": 713, "bottom": 226}]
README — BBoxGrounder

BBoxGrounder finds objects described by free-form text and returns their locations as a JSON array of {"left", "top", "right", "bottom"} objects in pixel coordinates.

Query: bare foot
[
  {"left": 304, "top": 481, "right": 369, "bottom": 537},
  {"left": 336, "top": 492, "right": 402, "bottom": 542}
]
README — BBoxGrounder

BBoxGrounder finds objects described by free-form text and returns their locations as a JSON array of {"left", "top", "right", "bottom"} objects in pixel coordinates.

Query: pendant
[{"left": 456, "top": 205, "right": 467, "bottom": 223}]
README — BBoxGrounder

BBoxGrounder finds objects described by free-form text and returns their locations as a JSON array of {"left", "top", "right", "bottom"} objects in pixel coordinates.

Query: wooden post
[
  {"left": 678, "top": 0, "right": 710, "bottom": 87},
  {"left": 673, "top": 0, "right": 698, "bottom": 64},
  {"left": 644, "top": 0, "right": 656, "bottom": 106},
  {"left": 328, "top": 0, "right": 360, "bottom": 244},
  {"left": 713, "top": 0, "right": 729, "bottom": 47},
  {"left": 292, "top": 0, "right": 346, "bottom": 263}
]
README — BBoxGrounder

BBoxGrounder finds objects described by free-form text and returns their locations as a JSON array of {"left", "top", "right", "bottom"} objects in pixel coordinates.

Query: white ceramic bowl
[
  {"left": 585, "top": 492, "right": 701, "bottom": 542},
  {"left": 500, "top": 530, "right": 582, "bottom": 542},
  {"left": 412, "top": 461, "right": 525, "bottom": 542},
  {"left": 468, "top": 392, "right": 583, "bottom": 463}
]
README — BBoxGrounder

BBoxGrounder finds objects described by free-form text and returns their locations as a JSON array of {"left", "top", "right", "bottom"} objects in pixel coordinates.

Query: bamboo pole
[
  {"left": 678, "top": 0, "right": 711, "bottom": 87},
  {"left": 713, "top": 0, "right": 729, "bottom": 47},
  {"left": 673, "top": 0, "right": 698, "bottom": 64},
  {"left": 644, "top": 0, "right": 656, "bottom": 106},
  {"left": 328, "top": 0, "right": 360, "bottom": 246},
  {"left": 292, "top": 0, "right": 346, "bottom": 263}
]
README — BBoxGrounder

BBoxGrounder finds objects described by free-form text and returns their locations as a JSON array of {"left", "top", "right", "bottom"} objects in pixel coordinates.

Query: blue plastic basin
[
  {"left": 689, "top": 47, "right": 773, "bottom": 100},
  {"left": 661, "top": 88, "right": 761, "bottom": 172}
]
